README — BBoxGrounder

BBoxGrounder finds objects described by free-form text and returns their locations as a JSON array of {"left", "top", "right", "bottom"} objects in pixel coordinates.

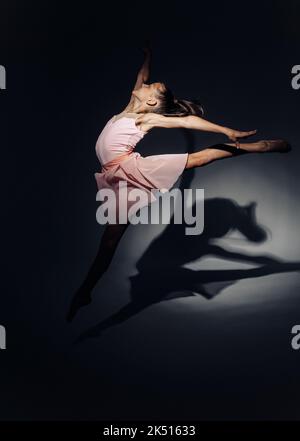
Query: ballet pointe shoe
[{"left": 261, "top": 139, "right": 292, "bottom": 153}]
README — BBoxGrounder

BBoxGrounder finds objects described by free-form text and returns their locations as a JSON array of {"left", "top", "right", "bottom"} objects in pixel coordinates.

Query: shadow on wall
[{"left": 76, "top": 129, "right": 300, "bottom": 342}]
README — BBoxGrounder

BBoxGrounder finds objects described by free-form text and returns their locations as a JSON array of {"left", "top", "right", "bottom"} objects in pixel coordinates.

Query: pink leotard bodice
[
  {"left": 95, "top": 115, "right": 146, "bottom": 165},
  {"left": 94, "top": 113, "right": 189, "bottom": 217}
]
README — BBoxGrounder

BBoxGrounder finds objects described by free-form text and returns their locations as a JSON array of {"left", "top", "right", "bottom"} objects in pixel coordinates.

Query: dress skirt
[{"left": 95, "top": 151, "right": 189, "bottom": 223}]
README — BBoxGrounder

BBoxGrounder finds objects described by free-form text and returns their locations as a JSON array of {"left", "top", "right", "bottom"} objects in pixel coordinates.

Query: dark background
[{"left": 1, "top": 0, "right": 300, "bottom": 420}]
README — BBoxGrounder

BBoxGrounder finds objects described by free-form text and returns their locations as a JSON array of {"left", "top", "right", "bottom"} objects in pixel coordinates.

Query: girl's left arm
[{"left": 132, "top": 44, "right": 152, "bottom": 90}]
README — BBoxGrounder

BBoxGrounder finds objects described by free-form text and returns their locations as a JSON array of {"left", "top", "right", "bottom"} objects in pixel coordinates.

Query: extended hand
[{"left": 227, "top": 129, "right": 257, "bottom": 146}]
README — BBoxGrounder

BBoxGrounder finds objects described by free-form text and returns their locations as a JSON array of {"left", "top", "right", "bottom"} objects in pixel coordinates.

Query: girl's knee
[
  {"left": 185, "top": 152, "right": 208, "bottom": 169},
  {"left": 185, "top": 153, "right": 197, "bottom": 169}
]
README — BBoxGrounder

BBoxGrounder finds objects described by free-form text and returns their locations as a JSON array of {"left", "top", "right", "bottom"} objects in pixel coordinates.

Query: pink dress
[{"left": 94, "top": 114, "right": 188, "bottom": 220}]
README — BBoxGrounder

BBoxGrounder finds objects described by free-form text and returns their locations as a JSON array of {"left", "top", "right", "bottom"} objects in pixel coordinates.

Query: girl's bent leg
[
  {"left": 81, "top": 223, "right": 130, "bottom": 291},
  {"left": 66, "top": 222, "right": 129, "bottom": 322}
]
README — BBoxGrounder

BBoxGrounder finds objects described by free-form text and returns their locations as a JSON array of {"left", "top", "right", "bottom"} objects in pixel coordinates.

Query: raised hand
[{"left": 141, "top": 39, "right": 152, "bottom": 56}]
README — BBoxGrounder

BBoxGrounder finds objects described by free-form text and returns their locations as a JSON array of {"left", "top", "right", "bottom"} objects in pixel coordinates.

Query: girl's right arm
[
  {"left": 137, "top": 113, "right": 257, "bottom": 143},
  {"left": 132, "top": 43, "right": 152, "bottom": 91}
]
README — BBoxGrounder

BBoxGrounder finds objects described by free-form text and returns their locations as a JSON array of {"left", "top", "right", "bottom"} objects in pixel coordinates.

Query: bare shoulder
[{"left": 135, "top": 113, "right": 191, "bottom": 131}]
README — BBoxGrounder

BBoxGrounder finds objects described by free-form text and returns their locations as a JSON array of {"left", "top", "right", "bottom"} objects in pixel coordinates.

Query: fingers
[
  {"left": 144, "top": 38, "right": 151, "bottom": 48},
  {"left": 238, "top": 129, "right": 257, "bottom": 140},
  {"left": 245, "top": 129, "right": 257, "bottom": 137},
  {"left": 229, "top": 129, "right": 257, "bottom": 145},
  {"left": 142, "top": 39, "right": 152, "bottom": 53}
]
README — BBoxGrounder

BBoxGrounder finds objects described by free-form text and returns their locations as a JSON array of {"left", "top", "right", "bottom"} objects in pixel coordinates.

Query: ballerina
[{"left": 67, "top": 43, "right": 291, "bottom": 322}]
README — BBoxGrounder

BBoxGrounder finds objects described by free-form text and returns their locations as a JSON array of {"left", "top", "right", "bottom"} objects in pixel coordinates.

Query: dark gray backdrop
[{"left": 1, "top": 0, "right": 300, "bottom": 420}]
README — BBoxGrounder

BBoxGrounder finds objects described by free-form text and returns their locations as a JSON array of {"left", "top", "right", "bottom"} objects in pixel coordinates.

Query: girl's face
[{"left": 132, "top": 82, "right": 166, "bottom": 109}]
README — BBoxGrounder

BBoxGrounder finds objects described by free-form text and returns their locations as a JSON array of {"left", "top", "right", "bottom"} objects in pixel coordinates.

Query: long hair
[{"left": 154, "top": 84, "right": 204, "bottom": 117}]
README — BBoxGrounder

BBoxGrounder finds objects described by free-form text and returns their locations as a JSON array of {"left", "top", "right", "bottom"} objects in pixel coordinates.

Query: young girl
[{"left": 67, "top": 44, "right": 290, "bottom": 322}]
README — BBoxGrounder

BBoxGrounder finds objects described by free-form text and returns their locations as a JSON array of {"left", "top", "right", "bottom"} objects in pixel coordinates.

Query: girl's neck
[{"left": 126, "top": 97, "right": 144, "bottom": 114}]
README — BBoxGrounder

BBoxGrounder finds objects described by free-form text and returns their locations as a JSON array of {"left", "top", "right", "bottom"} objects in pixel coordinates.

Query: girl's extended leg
[
  {"left": 67, "top": 223, "right": 129, "bottom": 322},
  {"left": 185, "top": 139, "right": 291, "bottom": 169}
]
